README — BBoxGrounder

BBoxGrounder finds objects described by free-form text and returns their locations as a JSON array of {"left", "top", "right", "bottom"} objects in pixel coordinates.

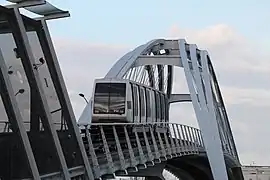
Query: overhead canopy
[{"left": 7, "top": 0, "right": 69, "bottom": 18}]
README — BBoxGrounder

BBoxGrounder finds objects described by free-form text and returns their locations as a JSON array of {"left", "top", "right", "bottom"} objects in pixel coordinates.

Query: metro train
[{"left": 91, "top": 78, "right": 169, "bottom": 125}]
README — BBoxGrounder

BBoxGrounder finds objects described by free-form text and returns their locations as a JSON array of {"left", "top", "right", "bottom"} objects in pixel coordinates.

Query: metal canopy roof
[{"left": 6, "top": 0, "right": 69, "bottom": 20}]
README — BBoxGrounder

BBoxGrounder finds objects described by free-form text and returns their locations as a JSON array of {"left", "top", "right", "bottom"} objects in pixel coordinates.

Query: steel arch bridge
[{"left": 0, "top": 1, "right": 244, "bottom": 180}]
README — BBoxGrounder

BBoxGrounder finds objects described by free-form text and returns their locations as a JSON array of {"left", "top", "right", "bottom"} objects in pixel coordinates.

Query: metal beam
[
  {"left": 36, "top": 19, "right": 94, "bottom": 179},
  {"left": 6, "top": 0, "right": 70, "bottom": 20},
  {"left": 135, "top": 55, "right": 183, "bottom": 67},
  {"left": 0, "top": 49, "right": 40, "bottom": 179},
  {"left": 10, "top": 7, "right": 70, "bottom": 179},
  {"left": 169, "top": 94, "right": 192, "bottom": 103}
]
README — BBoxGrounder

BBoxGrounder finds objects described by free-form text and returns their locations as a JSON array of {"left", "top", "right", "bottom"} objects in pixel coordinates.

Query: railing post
[
  {"left": 172, "top": 124, "right": 181, "bottom": 154},
  {"left": 180, "top": 125, "right": 189, "bottom": 153},
  {"left": 187, "top": 126, "right": 196, "bottom": 153},
  {"left": 176, "top": 124, "right": 185, "bottom": 154},
  {"left": 157, "top": 131, "right": 167, "bottom": 160}
]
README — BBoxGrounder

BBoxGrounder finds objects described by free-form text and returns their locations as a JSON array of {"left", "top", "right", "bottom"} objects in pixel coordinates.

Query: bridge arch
[{"left": 79, "top": 38, "right": 242, "bottom": 180}]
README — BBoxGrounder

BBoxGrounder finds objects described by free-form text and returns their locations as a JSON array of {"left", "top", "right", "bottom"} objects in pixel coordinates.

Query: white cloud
[{"left": 167, "top": 24, "right": 270, "bottom": 74}]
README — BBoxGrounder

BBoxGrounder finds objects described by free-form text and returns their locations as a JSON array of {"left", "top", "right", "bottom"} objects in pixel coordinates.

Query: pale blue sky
[{"left": 48, "top": 0, "right": 269, "bottom": 46}]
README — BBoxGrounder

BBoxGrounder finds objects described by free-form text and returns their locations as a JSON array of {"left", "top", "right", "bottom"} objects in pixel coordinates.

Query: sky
[{"left": 0, "top": 0, "right": 270, "bottom": 166}]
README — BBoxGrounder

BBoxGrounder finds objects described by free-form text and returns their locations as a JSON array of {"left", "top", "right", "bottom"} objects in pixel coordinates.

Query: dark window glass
[
  {"left": 155, "top": 92, "right": 160, "bottom": 119},
  {"left": 132, "top": 84, "right": 138, "bottom": 116},
  {"left": 145, "top": 88, "right": 151, "bottom": 118},
  {"left": 139, "top": 87, "right": 145, "bottom": 117},
  {"left": 93, "top": 83, "right": 126, "bottom": 114}
]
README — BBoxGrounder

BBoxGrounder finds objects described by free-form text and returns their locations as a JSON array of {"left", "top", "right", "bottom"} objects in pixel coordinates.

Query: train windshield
[{"left": 93, "top": 83, "right": 126, "bottom": 114}]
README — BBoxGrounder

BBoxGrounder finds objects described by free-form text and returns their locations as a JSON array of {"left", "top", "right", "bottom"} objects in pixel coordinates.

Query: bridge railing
[{"left": 79, "top": 122, "right": 204, "bottom": 179}]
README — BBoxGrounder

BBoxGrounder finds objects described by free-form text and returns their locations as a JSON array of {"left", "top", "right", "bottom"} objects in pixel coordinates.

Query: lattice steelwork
[{"left": 103, "top": 39, "right": 241, "bottom": 180}]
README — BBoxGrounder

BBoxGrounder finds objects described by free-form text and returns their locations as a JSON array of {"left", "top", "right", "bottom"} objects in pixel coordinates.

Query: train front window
[{"left": 94, "top": 83, "right": 126, "bottom": 114}]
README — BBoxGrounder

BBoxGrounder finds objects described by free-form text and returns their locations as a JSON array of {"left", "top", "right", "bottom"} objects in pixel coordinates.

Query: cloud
[{"left": 167, "top": 24, "right": 270, "bottom": 74}]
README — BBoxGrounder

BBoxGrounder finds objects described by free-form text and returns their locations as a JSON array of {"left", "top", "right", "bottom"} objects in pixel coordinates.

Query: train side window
[
  {"left": 155, "top": 91, "right": 160, "bottom": 120},
  {"left": 139, "top": 87, "right": 146, "bottom": 117},
  {"left": 160, "top": 93, "right": 165, "bottom": 120},
  {"left": 132, "top": 85, "right": 138, "bottom": 117},
  {"left": 145, "top": 88, "right": 151, "bottom": 118}
]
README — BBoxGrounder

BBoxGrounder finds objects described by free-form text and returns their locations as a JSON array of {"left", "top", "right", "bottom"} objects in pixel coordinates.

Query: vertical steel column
[
  {"left": 149, "top": 126, "right": 160, "bottom": 162},
  {"left": 157, "top": 131, "right": 167, "bottom": 160},
  {"left": 163, "top": 131, "right": 172, "bottom": 158},
  {"left": 11, "top": 8, "right": 70, "bottom": 179},
  {"left": 124, "top": 126, "right": 137, "bottom": 169},
  {"left": 85, "top": 127, "right": 100, "bottom": 178},
  {"left": 180, "top": 40, "right": 229, "bottom": 180},
  {"left": 37, "top": 19, "right": 94, "bottom": 179},
  {"left": 0, "top": 50, "right": 40, "bottom": 180},
  {"left": 135, "top": 130, "right": 146, "bottom": 165},
  {"left": 100, "top": 126, "right": 114, "bottom": 175},
  {"left": 142, "top": 127, "right": 154, "bottom": 163},
  {"left": 112, "top": 126, "right": 127, "bottom": 173}
]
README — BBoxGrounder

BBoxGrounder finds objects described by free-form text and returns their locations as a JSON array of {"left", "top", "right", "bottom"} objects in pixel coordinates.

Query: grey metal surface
[
  {"left": 12, "top": 7, "right": 71, "bottom": 179},
  {"left": 0, "top": 49, "right": 40, "bottom": 179},
  {"left": 77, "top": 123, "right": 205, "bottom": 179}
]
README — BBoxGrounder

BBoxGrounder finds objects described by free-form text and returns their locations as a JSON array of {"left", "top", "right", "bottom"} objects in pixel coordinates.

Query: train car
[{"left": 91, "top": 78, "right": 169, "bottom": 126}]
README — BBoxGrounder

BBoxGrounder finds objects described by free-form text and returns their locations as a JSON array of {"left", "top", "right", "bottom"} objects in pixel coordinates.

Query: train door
[
  {"left": 131, "top": 84, "right": 139, "bottom": 123},
  {"left": 155, "top": 91, "right": 161, "bottom": 124},
  {"left": 160, "top": 93, "right": 166, "bottom": 127},
  {"left": 126, "top": 83, "right": 133, "bottom": 122},
  {"left": 150, "top": 90, "right": 156, "bottom": 124},
  {"left": 164, "top": 95, "right": 169, "bottom": 122},
  {"left": 145, "top": 88, "right": 152, "bottom": 123},
  {"left": 139, "top": 86, "right": 146, "bottom": 123}
]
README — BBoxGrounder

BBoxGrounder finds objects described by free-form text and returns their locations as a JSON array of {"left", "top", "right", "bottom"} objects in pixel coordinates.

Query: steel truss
[
  {"left": 0, "top": 1, "right": 92, "bottom": 179},
  {"left": 100, "top": 39, "right": 242, "bottom": 180}
]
